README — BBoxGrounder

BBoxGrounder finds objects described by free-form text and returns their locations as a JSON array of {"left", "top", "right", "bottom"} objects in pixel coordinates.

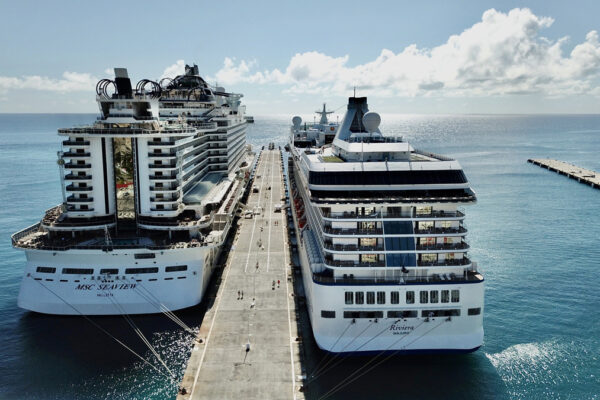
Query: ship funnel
[{"left": 113, "top": 68, "right": 132, "bottom": 98}]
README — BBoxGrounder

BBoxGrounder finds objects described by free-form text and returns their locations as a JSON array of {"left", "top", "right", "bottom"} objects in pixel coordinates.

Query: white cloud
[
  {"left": 161, "top": 60, "right": 186, "bottom": 79},
  {"left": 213, "top": 8, "right": 600, "bottom": 98},
  {"left": 0, "top": 71, "right": 98, "bottom": 93}
]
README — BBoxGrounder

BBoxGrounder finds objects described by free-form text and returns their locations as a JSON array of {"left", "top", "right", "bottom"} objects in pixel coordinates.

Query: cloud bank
[
  {"left": 0, "top": 71, "right": 98, "bottom": 93},
  {"left": 213, "top": 8, "right": 600, "bottom": 97}
]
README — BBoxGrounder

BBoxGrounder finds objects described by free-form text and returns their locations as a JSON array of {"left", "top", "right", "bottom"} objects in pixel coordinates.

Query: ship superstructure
[
  {"left": 12, "top": 66, "right": 253, "bottom": 315},
  {"left": 288, "top": 97, "right": 484, "bottom": 353},
  {"left": 288, "top": 103, "right": 338, "bottom": 149}
]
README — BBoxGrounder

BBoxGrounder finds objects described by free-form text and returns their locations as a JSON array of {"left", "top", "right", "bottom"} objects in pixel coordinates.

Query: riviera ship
[
  {"left": 288, "top": 97, "right": 484, "bottom": 353},
  {"left": 11, "top": 65, "right": 253, "bottom": 315}
]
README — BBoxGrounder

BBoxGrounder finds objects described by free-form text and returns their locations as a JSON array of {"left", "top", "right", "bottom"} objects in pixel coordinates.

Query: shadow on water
[{"left": 299, "top": 326, "right": 509, "bottom": 400}]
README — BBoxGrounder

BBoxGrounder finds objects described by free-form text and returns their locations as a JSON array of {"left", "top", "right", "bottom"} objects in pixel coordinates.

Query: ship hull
[
  {"left": 17, "top": 245, "right": 220, "bottom": 315},
  {"left": 288, "top": 150, "right": 484, "bottom": 354}
]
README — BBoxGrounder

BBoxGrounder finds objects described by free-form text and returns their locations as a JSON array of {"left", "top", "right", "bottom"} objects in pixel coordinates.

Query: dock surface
[
  {"left": 528, "top": 158, "right": 600, "bottom": 189},
  {"left": 178, "top": 149, "right": 304, "bottom": 400}
]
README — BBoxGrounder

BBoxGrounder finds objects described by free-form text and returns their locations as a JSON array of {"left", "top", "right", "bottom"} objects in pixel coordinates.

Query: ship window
[
  {"left": 390, "top": 291, "right": 400, "bottom": 304},
  {"left": 468, "top": 307, "right": 481, "bottom": 316},
  {"left": 360, "top": 238, "right": 377, "bottom": 247},
  {"left": 420, "top": 254, "right": 437, "bottom": 263},
  {"left": 406, "top": 291, "right": 415, "bottom": 304},
  {"left": 62, "top": 268, "right": 93, "bottom": 275},
  {"left": 430, "top": 290, "right": 439, "bottom": 303},
  {"left": 355, "top": 292, "right": 364, "bottom": 304},
  {"left": 420, "top": 291, "right": 428, "bottom": 304},
  {"left": 36, "top": 267, "right": 56, "bottom": 274},
  {"left": 387, "top": 310, "right": 418, "bottom": 318},
  {"left": 377, "top": 291, "right": 385, "bottom": 304},
  {"left": 441, "top": 290, "right": 450, "bottom": 303},
  {"left": 366, "top": 292, "right": 375, "bottom": 304},
  {"left": 345, "top": 292, "right": 353, "bottom": 305},
  {"left": 416, "top": 206, "right": 432, "bottom": 215},
  {"left": 166, "top": 265, "right": 187, "bottom": 272},
  {"left": 419, "top": 221, "right": 434, "bottom": 230},
  {"left": 125, "top": 267, "right": 159, "bottom": 274},
  {"left": 451, "top": 290, "right": 460, "bottom": 303},
  {"left": 441, "top": 221, "right": 452, "bottom": 229},
  {"left": 422, "top": 309, "right": 460, "bottom": 317},
  {"left": 100, "top": 268, "right": 119, "bottom": 275},
  {"left": 361, "top": 254, "right": 378, "bottom": 264},
  {"left": 321, "top": 310, "right": 336, "bottom": 319},
  {"left": 343, "top": 311, "right": 384, "bottom": 319},
  {"left": 134, "top": 253, "right": 155, "bottom": 259}
]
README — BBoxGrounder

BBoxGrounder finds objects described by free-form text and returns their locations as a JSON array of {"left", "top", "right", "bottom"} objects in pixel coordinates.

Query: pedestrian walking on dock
[{"left": 237, "top": 290, "right": 241, "bottom": 300}]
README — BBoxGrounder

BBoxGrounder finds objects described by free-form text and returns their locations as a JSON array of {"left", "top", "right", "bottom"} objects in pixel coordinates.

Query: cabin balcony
[
  {"left": 150, "top": 196, "right": 180, "bottom": 203},
  {"left": 65, "top": 174, "right": 92, "bottom": 180},
  {"left": 64, "top": 163, "right": 91, "bottom": 169},
  {"left": 66, "top": 196, "right": 94, "bottom": 203},
  {"left": 417, "top": 257, "right": 472, "bottom": 267},
  {"left": 63, "top": 152, "right": 91, "bottom": 157},
  {"left": 414, "top": 226, "right": 467, "bottom": 235},
  {"left": 148, "top": 152, "right": 176, "bottom": 157},
  {"left": 319, "top": 208, "right": 465, "bottom": 221},
  {"left": 323, "top": 242, "right": 385, "bottom": 252},
  {"left": 148, "top": 163, "right": 178, "bottom": 169},
  {"left": 66, "top": 206, "right": 95, "bottom": 212},
  {"left": 323, "top": 257, "right": 386, "bottom": 268},
  {"left": 322, "top": 226, "right": 383, "bottom": 236},
  {"left": 149, "top": 185, "right": 180, "bottom": 192},
  {"left": 415, "top": 241, "right": 469, "bottom": 251},
  {"left": 147, "top": 140, "right": 175, "bottom": 146},
  {"left": 149, "top": 174, "right": 179, "bottom": 181},
  {"left": 66, "top": 185, "right": 93, "bottom": 192},
  {"left": 62, "top": 140, "right": 90, "bottom": 146}
]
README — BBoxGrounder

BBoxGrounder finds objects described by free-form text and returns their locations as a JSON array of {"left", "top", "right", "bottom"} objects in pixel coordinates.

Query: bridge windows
[{"left": 345, "top": 292, "right": 353, "bottom": 305}]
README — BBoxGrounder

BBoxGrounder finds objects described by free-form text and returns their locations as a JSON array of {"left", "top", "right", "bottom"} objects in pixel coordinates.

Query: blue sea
[{"left": 0, "top": 113, "right": 599, "bottom": 399}]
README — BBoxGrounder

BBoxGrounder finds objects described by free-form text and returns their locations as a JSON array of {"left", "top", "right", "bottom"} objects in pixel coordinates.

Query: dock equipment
[{"left": 528, "top": 159, "right": 600, "bottom": 190}]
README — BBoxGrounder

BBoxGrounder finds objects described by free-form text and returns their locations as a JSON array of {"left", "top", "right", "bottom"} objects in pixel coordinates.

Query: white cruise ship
[
  {"left": 288, "top": 97, "right": 484, "bottom": 354},
  {"left": 12, "top": 65, "right": 253, "bottom": 315}
]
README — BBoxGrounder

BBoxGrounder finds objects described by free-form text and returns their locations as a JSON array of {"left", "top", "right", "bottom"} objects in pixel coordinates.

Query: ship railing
[
  {"left": 415, "top": 241, "right": 469, "bottom": 251},
  {"left": 58, "top": 127, "right": 196, "bottom": 135},
  {"left": 11, "top": 223, "right": 42, "bottom": 246},
  {"left": 311, "top": 270, "right": 482, "bottom": 285},
  {"left": 322, "top": 227, "right": 383, "bottom": 235},
  {"left": 414, "top": 227, "right": 467, "bottom": 235},
  {"left": 323, "top": 242, "right": 385, "bottom": 252},
  {"left": 320, "top": 209, "right": 465, "bottom": 219},
  {"left": 13, "top": 239, "right": 207, "bottom": 252},
  {"left": 412, "top": 148, "right": 455, "bottom": 162}
]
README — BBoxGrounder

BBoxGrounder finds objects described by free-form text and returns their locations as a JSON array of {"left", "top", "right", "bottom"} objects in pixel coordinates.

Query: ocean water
[{"left": 0, "top": 113, "right": 599, "bottom": 399}]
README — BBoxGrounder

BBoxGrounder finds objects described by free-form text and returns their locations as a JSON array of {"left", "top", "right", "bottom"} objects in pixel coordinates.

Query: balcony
[
  {"left": 65, "top": 174, "right": 92, "bottom": 180},
  {"left": 323, "top": 226, "right": 383, "bottom": 236},
  {"left": 323, "top": 258, "right": 387, "bottom": 268},
  {"left": 63, "top": 152, "right": 90, "bottom": 157},
  {"left": 311, "top": 270, "right": 483, "bottom": 286},
  {"left": 150, "top": 206, "right": 178, "bottom": 212},
  {"left": 66, "top": 206, "right": 95, "bottom": 212},
  {"left": 148, "top": 163, "right": 177, "bottom": 169},
  {"left": 414, "top": 226, "right": 467, "bottom": 235},
  {"left": 62, "top": 140, "right": 89, "bottom": 146},
  {"left": 66, "top": 185, "right": 93, "bottom": 192},
  {"left": 64, "top": 163, "right": 91, "bottom": 169},
  {"left": 417, "top": 257, "right": 472, "bottom": 267},
  {"left": 148, "top": 152, "right": 176, "bottom": 157},
  {"left": 323, "top": 242, "right": 385, "bottom": 252},
  {"left": 150, "top": 196, "right": 180, "bottom": 203},
  {"left": 415, "top": 241, "right": 469, "bottom": 251},
  {"left": 149, "top": 185, "right": 179, "bottom": 192},
  {"left": 148, "top": 140, "right": 175, "bottom": 146},
  {"left": 149, "top": 175, "right": 178, "bottom": 180},
  {"left": 67, "top": 196, "right": 94, "bottom": 203},
  {"left": 320, "top": 209, "right": 466, "bottom": 220}
]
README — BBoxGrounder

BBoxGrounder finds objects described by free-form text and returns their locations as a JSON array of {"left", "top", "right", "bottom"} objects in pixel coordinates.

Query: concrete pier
[
  {"left": 528, "top": 159, "right": 600, "bottom": 189},
  {"left": 178, "top": 148, "right": 304, "bottom": 400}
]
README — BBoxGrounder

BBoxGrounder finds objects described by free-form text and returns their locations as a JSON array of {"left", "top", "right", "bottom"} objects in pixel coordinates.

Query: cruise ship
[
  {"left": 288, "top": 97, "right": 484, "bottom": 353},
  {"left": 11, "top": 65, "right": 253, "bottom": 315}
]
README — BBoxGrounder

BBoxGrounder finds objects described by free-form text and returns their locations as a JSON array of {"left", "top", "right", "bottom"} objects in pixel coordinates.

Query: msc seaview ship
[
  {"left": 12, "top": 65, "right": 252, "bottom": 315},
  {"left": 288, "top": 97, "right": 484, "bottom": 353}
]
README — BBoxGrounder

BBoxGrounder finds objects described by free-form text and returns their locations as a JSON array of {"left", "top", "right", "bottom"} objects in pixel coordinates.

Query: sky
[{"left": 1, "top": 0, "right": 600, "bottom": 114}]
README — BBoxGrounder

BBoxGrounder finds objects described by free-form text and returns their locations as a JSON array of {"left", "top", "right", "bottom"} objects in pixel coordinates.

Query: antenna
[{"left": 353, "top": 86, "right": 356, "bottom": 97}]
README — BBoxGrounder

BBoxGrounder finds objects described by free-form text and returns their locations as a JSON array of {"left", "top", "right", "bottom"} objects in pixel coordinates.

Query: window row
[
  {"left": 36, "top": 265, "right": 188, "bottom": 275},
  {"left": 344, "top": 289, "right": 460, "bottom": 305},
  {"left": 320, "top": 309, "right": 465, "bottom": 319}
]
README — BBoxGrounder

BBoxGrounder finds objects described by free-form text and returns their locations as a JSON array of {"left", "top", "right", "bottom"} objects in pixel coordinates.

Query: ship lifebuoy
[{"left": 330, "top": 126, "right": 335, "bottom": 131}]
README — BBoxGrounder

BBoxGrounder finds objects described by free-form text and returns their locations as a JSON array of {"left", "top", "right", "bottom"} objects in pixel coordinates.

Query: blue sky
[{"left": 1, "top": 0, "right": 599, "bottom": 114}]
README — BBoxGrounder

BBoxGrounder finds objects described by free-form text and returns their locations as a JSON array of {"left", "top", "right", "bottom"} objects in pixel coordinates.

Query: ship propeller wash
[
  {"left": 12, "top": 65, "right": 253, "bottom": 315},
  {"left": 287, "top": 97, "right": 484, "bottom": 353}
]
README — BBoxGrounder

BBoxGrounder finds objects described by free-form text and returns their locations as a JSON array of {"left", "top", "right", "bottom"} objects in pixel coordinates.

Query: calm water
[{"left": 0, "top": 113, "right": 599, "bottom": 399}]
